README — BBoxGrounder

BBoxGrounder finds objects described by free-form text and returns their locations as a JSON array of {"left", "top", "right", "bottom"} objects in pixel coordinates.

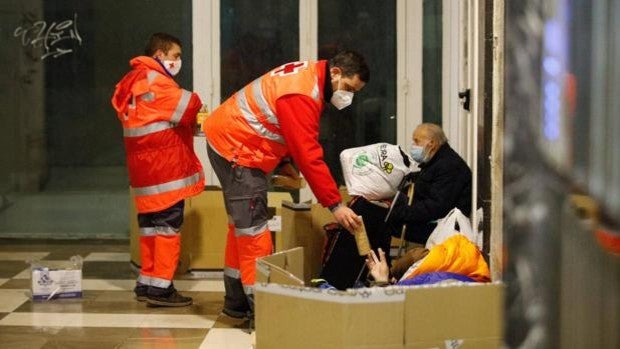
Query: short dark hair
[
  {"left": 144, "top": 33, "right": 182, "bottom": 56},
  {"left": 328, "top": 50, "right": 370, "bottom": 83}
]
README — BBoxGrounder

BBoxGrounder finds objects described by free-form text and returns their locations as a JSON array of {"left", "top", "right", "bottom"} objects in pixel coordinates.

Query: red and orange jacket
[
  {"left": 112, "top": 56, "right": 204, "bottom": 213},
  {"left": 203, "top": 60, "right": 341, "bottom": 208}
]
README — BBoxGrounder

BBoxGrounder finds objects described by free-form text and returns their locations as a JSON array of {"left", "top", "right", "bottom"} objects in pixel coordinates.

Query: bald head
[
  {"left": 411, "top": 123, "right": 447, "bottom": 161},
  {"left": 415, "top": 123, "right": 447, "bottom": 145}
]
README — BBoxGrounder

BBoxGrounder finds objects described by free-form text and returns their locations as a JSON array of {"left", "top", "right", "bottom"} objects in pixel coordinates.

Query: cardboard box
[
  {"left": 181, "top": 187, "right": 229, "bottom": 271},
  {"left": 256, "top": 283, "right": 405, "bottom": 349},
  {"left": 130, "top": 188, "right": 291, "bottom": 271},
  {"left": 279, "top": 201, "right": 334, "bottom": 284},
  {"left": 403, "top": 284, "right": 503, "bottom": 348},
  {"left": 255, "top": 248, "right": 503, "bottom": 349}
]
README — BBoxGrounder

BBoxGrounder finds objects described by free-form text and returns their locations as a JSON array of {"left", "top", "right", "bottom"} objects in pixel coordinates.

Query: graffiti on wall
[{"left": 13, "top": 12, "right": 82, "bottom": 60}]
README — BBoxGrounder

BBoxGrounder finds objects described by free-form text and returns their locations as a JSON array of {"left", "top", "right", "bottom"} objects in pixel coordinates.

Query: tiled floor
[{"left": 0, "top": 239, "right": 254, "bottom": 349}]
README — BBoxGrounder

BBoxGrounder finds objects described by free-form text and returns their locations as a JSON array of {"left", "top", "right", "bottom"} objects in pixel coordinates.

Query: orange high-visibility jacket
[
  {"left": 204, "top": 60, "right": 341, "bottom": 207},
  {"left": 112, "top": 56, "right": 204, "bottom": 213},
  {"left": 204, "top": 60, "right": 324, "bottom": 173}
]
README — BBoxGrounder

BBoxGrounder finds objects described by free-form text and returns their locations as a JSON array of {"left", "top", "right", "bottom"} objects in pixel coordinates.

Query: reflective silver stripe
[
  {"left": 243, "top": 285, "right": 254, "bottom": 295},
  {"left": 137, "top": 275, "right": 173, "bottom": 289},
  {"left": 170, "top": 89, "right": 192, "bottom": 124},
  {"left": 236, "top": 86, "right": 284, "bottom": 144},
  {"left": 251, "top": 78, "right": 279, "bottom": 127},
  {"left": 311, "top": 77, "right": 319, "bottom": 100},
  {"left": 224, "top": 267, "right": 241, "bottom": 279},
  {"left": 235, "top": 222, "right": 269, "bottom": 237},
  {"left": 138, "top": 275, "right": 152, "bottom": 285},
  {"left": 123, "top": 121, "right": 174, "bottom": 137},
  {"left": 139, "top": 227, "right": 157, "bottom": 236},
  {"left": 132, "top": 172, "right": 201, "bottom": 196},
  {"left": 139, "top": 226, "right": 178, "bottom": 236},
  {"left": 147, "top": 70, "right": 159, "bottom": 84},
  {"left": 155, "top": 226, "right": 179, "bottom": 235},
  {"left": 150, "top": 277, "right": 172, "bottom": 288}
]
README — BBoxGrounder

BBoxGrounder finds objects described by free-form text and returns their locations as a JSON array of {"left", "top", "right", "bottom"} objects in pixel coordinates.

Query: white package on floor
[
  {"left": 340, "top": 143, "right": 413, "bottom": 200},
  {"left": 30, "top": 255, "right": 83, "bottom": 301}
]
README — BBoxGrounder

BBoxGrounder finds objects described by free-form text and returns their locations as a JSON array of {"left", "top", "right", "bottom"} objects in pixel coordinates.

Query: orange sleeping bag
[{"left": 403, "top": 234, "right": 490, "bottom": 282}]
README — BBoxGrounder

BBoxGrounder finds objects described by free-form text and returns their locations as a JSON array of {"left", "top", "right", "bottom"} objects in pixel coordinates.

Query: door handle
[{"left": 458, "top": 89, "right": 471, "bottom": 111}]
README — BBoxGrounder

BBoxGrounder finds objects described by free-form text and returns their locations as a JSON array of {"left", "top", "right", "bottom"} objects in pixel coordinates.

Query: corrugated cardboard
[
  {"left": 255, "top": 283, "right": 405, "bottom": 349},
  {"left": 256, "top": 247, "right": 304, "bottom": 286},
  {"left": 255, "top": 248, "right": 503, "bottom": 349},
  {"left": 130, "top": 188, "right": 291, "bottom": 271},
  {"left": 279, "top": 201, "right": 334, "bottom": 284},
  {"left": 404, "top": 283, "right": 503, "bottom": 348},
  {"left": 181, "top": 188, "right": 228, "bottom": 271}
]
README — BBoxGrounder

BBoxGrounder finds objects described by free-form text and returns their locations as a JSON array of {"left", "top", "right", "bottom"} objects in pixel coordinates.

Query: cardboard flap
[{"left": 256, "top": 247, "right": 304, "bottom": 286}]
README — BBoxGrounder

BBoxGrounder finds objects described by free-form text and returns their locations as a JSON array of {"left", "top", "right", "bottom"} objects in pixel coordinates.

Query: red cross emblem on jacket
[{"left": 271, "top": 61, "right": 308, "bottom": 76}]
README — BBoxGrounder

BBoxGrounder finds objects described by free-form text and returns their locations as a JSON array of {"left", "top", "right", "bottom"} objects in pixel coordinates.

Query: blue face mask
[{"left": 409, "top": 144, "right": 426, "bottom": 163}]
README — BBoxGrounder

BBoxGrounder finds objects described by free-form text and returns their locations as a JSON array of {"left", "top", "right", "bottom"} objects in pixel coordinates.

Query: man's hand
[
  {"left": 366, "top": 248, "right": 389, "bottom": 283},
  {"left": 332, "top": 205, "right": 361, "bottom": 233}
]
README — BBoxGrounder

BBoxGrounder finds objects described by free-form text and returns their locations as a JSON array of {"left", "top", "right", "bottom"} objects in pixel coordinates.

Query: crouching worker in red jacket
[{"left": 112, "top": 33, "right": 204, "bottom": 307}]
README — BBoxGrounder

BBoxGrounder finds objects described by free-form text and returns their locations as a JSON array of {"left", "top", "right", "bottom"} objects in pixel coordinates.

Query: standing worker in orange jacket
[
  {"left": 112, "top": 33, "right": 204, "bottom": 307},
  {"left": 203, "top": 50, "right": 369, "bottom": 318}
]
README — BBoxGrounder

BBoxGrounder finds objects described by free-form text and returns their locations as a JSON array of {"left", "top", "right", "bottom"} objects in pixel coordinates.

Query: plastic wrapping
[
  {"left": 340, "top": 143, "right": 413, "bottom": 200},
  {"left": 29, "top": 255, "right": 83, "bottom": 301}
]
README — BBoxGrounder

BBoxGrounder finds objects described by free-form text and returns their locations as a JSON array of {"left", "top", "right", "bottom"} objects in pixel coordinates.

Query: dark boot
[
  {"left": 146, "top": 284, "right": 192, "bottom": 307},
  {"left": 134, "top": 282, "right": 148, "bottom": 302},
  {"left": 245, "top": 293, "right": 255, "bottom": 320},
  {"left": 222, "top": 275, "right": 250, "bottom": 318}
]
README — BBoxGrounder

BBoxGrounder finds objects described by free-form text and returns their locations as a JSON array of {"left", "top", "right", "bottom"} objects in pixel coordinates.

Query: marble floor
[{"left": 0, "top": 239, "right": 254, "bottom": 349}]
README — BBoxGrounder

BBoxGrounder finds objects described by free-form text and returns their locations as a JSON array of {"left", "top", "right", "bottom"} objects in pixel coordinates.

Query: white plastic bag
[
  {"left": 425, "top": 207, "right": 483, "bottom": 250},
  {"left": 340, "top": 143, "right": 413, "bottom": 200}
]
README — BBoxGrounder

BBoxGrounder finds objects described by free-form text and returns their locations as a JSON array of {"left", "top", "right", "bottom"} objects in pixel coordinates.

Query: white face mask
[
  {"left": 163, "top": 59, "right": 182, "bottom": 76},
  {"left": 330, "top": 74, "right": 355, "bottom": 110},
  {"left": 331, "top": 90, "right": 354, "bottom": 110}
]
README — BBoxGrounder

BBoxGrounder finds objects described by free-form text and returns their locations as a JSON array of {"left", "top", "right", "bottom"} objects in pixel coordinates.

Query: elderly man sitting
[{"left": 389, "top": 123, "right": 472, "bottom": 245}]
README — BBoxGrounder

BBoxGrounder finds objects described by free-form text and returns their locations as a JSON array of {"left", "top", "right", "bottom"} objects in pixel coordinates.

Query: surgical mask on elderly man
[{"left": 409, "top": 144, "right": 426, "bottom": 163}]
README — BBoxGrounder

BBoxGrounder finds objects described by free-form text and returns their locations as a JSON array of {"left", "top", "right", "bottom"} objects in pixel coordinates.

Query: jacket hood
[{"left": 111, "top": 57, "right": 168, "bottom": 114}]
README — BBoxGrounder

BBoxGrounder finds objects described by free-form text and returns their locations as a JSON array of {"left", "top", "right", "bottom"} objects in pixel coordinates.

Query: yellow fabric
[{"left": 405, "top": 235, "right": 490, "bottom": 282}]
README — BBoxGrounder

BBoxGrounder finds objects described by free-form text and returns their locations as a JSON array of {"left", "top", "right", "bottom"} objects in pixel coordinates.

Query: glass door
[
  {"left": 317, "top": 0, "right": 397, "bottom": 185},
  {"left": 0, "top": 0, "right": 194, "bottom": 238}
]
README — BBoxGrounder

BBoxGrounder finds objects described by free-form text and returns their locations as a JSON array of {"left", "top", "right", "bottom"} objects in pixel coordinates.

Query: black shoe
[
  {"left": 146, "top": 286, "right": 192, "bottom": 307},
  {"left": 134, "top": 283, "right": 148, "bottom": 302},
  {"left": 222, "top": 307, "right": 252, "bottom": 319}
]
